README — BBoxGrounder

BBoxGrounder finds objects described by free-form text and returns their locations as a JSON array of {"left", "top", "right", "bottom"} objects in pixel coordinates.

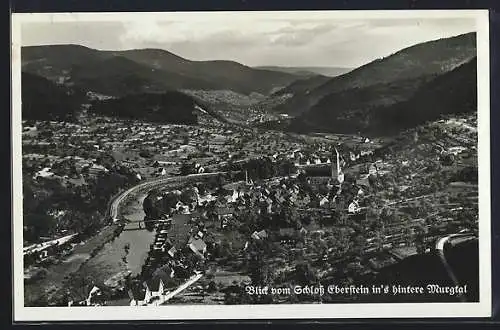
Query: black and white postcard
[{"left": 11, "top": 10, "right": 491, "bottom": 321}]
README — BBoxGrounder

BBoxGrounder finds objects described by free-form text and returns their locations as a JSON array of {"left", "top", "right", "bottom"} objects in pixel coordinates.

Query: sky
[{"left": 20, "top": 13, "right": 477, "bottom": 68}]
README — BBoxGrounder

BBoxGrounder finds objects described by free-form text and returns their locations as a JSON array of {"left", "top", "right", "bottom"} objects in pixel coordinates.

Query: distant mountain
[
  {"left": 289, "top": 57, "right": 477, "bottom": 135},
  {"left": 255, "top": 66, "right": 352, "bottom": 77},
  {"left": 274, "top": 32, "right": 477, "bottom": 117},
  {"left": 22, "top": 45, "right": 301, "bottom": 96},
  {"left": 113, "top": 49, "right": 301, "bottom": 94},
  {"left": 66, "top": 55, "right": 215, "bottom": 96},
  {"left": 21, "top": 71, "right": 85, "bottom": 121},
  {"left": 89, "top": 91, "right": 205, "bottom": 125}
]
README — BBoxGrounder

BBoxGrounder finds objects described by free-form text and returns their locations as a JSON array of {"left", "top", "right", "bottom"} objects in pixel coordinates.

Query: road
[
  {"left": 435, "top": 233, "right": 473, "bottom": 302},
  {"left": 145, "top": 272, "right": 205, "bottom": 306},
  {"left": 110, "top": 171, "right": 227, "bottom": 221}
]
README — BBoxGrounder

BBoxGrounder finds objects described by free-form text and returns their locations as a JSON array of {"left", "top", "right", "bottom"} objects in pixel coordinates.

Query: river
[{"left": 78, "top": 194, "right": 155, "bottom": 291}]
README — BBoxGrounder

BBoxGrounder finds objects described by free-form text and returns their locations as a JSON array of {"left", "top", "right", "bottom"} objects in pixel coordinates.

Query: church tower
[{"left": 332, "top": 147, "right": 344, "bottom": 184}]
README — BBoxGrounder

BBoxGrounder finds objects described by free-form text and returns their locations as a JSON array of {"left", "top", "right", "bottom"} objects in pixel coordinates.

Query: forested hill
[
  {"left": 289, "top": 57, "right": 477, "bottom": 135},
  {"left": 89, "top": 92, "right": 203, "bottom": 125},
  {"left": 21, "top": 72, "right": 85, "bottom": 121},
  {"left": 364, "top": 57, "right": 477, "bottom": 136},
  {"left": 274, "top": 32, "right": 476, "bottom": 117}
]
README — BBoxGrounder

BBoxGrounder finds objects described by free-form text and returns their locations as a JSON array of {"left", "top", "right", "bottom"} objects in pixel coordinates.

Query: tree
[
  {"left": 414, "top": 224, "right": 426, "bottom": 253},
  {"left": 24, "top": 213, "right": 57, "bottom": 242},
  {"left": 139, "top": 149, "right": 153, "bottom": 159},
  {"left": 440, "top": 153, "right": 455, "bottom": 166},
  {"left": 294, "top": 262, "right": 317, "bottom": 285},
  {"left": 179, "top": 162, "right": 194, "bottom": 176}
]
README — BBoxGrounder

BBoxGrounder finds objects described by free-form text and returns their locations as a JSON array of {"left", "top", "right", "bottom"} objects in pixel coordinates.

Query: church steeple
[{"left": 333, "top": 147, "right": 344, "bottom": 184}]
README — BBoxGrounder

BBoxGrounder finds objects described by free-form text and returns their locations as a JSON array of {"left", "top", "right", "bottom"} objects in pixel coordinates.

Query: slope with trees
[
  {"left": 89, "top": 91, "right": 202, "bottom": 125},
  {"left": 273, "top": 32, "right": 476, "bottom": 117},
  {"left": 21, "top": 72, "right": 85, "bottom": 121},
  {"left": 289, "top": 57, "right": 477, "bottom": 135}
]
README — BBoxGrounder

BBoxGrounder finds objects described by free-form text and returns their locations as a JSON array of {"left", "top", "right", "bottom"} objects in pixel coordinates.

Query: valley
[{"left": 19, "top": 31, "right": 480, "bottom": 307}]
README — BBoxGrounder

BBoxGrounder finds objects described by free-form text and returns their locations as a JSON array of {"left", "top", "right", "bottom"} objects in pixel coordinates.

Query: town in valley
[{"left": 19, "top": 16, "right": 480, "bottom": 307}]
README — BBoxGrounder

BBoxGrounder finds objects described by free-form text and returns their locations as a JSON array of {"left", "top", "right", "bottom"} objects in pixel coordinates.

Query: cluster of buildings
[
  {"left": 23, "top": 233, "right": 79, "bottom": 266},
  {"left": 22, "top": 104, "right": 478, "bottom": 305}
]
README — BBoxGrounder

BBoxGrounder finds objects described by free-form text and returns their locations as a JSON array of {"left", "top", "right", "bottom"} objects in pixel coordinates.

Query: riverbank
[
  {"left": 24, "top": 223, "right": 124, "bottom": 306},
  {"left": 73, "top": 194, "right": 156, "bottom": 302},
  {"left": 24, "top": 176, "right": 160, "bottom": 306}
]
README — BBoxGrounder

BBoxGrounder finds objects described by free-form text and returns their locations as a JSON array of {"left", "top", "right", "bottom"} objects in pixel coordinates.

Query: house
[
  {"left": 229, "top": 190, "right": 239, "bottom": 203},
  {"left": 217, "top": 208, "right": 234, "bottom": 229},
  {"left": 188, "top": 237, "right": 207, "bottom": 259},
  {"left": 130, "top": 270, "right": 174, "bottom": 306},
  {"left": 33, "top": 167, "right": 55, "bottom": 180},
  {"left": 153, "top": 242, "right": 164, "bottom": 252},
  {"left": 175, "top": 201, "right": 187, "bottom": 212},
  {"left": 251, "top": 230, "right": 268, "bottom": 240},
  {"left": 167, "top": 246, "right": 177, "bottom": 258},
  {"left": 319, "top": 196, "right": 330, "bottom": 207},
  {"left": 144, "top": 277, "right": 165, "bottom": 304},
  {"left": 86, "top": 286, "right": 105, "bottom": 306},
  {"left": 198, "top": 193, "right": 216, "bottom": 204},
  {"left": 88, "top": 163, "right": 109, "bottom": 176},
  {"left": 156, "top": 167, "right": 167, "bottom": 176},
  {"left": 348, "top": 200, "right": 361, "bottom": 214},
  {"left": 194, "top": 163, "right": 205, "bottom": 174}
]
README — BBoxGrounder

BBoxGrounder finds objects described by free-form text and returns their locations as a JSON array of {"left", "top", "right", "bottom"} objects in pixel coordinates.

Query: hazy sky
[{"left": 20, "top": 14, "right": 476, "bottom": 68}]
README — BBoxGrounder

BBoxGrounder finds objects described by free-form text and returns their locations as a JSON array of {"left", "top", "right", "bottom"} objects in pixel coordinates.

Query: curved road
[
  {"left": 110, "top": 171, "right": 227, "bottom": 222},
  {"left": 435, "top": 233, "right": 473, "bottom": 302}
]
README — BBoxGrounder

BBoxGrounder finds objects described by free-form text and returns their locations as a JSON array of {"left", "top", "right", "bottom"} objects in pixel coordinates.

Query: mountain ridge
[
  {"left": 273, "top": 32, "right": 476, "bottom": 117},
  {"left": 22, "top": 44, "right": 301, "bottom": 96},
  {"left": 289, "top": 56, "right": 477, "bottom": 136},
  {"left": 254, "top": 66, "right": 352, "bottom": 77}
]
